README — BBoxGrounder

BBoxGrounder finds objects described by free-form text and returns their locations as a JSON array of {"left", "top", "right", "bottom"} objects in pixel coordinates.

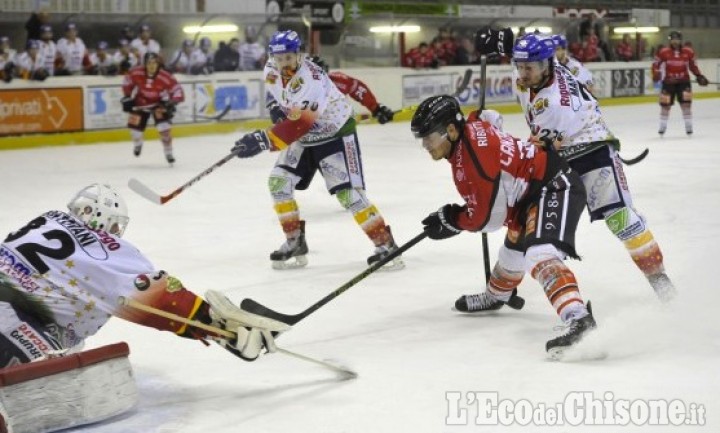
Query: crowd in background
[{"left": 0, "top": 11, "right": 267, "bottom": 83}]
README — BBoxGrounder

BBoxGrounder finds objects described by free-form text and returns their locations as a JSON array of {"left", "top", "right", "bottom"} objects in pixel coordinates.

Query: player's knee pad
[
  {"left": 335, "top": 188, "right": 371, "bottom": 213},
  {"left": 603, "top": 206, "right": 647, "bottom": 241},
  {"left": 268, "top": 169, "right": 299, "bottom": 202},
  {"left": 659, "top": 93, "right": 671, "bottom": 106},
  {"left": 682, "top": 90, "right": 693, "bottom": 102},
  {"left": 156, "top": 121, "right": 171, "bottom": 133},
  {"left": 524, "top": 244, "right": 566, "bottom": 274},
  {"left": 497, "top": 244, "right": 526, "bottom": 273}
]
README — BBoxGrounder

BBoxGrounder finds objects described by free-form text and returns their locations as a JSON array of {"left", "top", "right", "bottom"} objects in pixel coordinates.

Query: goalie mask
[{"left": 68, "top": 183, "right": 129, "bottom": 236}]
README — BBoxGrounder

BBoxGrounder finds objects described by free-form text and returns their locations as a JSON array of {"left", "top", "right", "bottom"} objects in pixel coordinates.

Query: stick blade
[
  {"left": 619, "top": 148, "right": 649, "bottom": 165},
  {"left": 128, "top": 178, "right": 164, "bottom": 205},
  {"left": 240, "top": 298, "right": 301, "bottom": 326}
]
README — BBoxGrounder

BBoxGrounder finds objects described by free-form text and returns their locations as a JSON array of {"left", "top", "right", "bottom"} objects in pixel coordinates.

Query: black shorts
[
  {"left": 127, "top": 108, "right": 173, "bottom": 131},
  {"left": 660, "top": 81, "right": 692, "bottom": 106},
  {"left": 505, "top": 168, "right": 586, "bottom": 259}
]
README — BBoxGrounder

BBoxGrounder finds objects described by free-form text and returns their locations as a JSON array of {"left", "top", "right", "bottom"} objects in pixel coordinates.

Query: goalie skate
[
  {"left": 205, "top": 290, "right": 290, "bottom": 332},
  {"left": 271, "top": 221, "right": 308, "bottom": 270}
]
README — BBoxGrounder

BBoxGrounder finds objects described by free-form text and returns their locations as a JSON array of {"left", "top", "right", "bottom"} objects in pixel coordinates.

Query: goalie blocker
[{"left": 0, "top": 342, "right": 137, "bottom": 433}]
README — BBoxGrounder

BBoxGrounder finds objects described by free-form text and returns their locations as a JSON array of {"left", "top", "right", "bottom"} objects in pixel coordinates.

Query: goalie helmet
[
  {"left": 67, "top": 184, "right": 129, "bottom": 236},
  {"left": 410, "top": 95, "right": 463, "bottom": 138}
]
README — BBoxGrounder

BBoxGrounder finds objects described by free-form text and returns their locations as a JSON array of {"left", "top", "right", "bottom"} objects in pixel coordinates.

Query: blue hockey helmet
[
  {"left": 512, "top": 34, "right": 556, "bottom": 62},
  {"left": 551, "top": 34, "right": 567, "bottom": 49},
  {"left": 268, "top": 30, "right": 301, "bottom": 55}
]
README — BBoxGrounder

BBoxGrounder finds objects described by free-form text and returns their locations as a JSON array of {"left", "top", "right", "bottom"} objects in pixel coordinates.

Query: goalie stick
[
  {"left": 128, "top": 151, "right": 237, "bottom": 205},
  {"left": 117, "top": 296, "right": 357, "bottom": 379},
  {"left": 240, "top": 231, "right": 428, "bottom": 326}
]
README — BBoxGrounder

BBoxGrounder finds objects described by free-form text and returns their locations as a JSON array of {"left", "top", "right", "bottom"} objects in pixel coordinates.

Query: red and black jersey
[
  {"left": 328, "top": 71, "right": 380, "bottom": 113},
  {"left": 449, "top": 119, "right": 563, "bottom": 233},
  {"left": 122, "top": 66, "right": 184, "bottom": 108},
  {"left": 652, "top": 46, "right": 702, "bottom": 83}
]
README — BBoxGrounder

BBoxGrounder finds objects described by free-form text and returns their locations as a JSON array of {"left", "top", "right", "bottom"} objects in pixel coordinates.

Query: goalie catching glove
[
  {"left": 475, "top": 26, "right": 515, "bottom": 56},
  {"left": 205, "top": 290, "right": 291, "bottom": 361}
]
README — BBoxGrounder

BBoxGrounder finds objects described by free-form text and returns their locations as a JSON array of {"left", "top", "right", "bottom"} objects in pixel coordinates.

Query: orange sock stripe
[
  {"left": 532, "top": 259, "right": 585, "bottom": 317},
  {"left": 548, "top": 285, "right": 579, "bottom": 305},
  {"left": 556, "top": 298, "right": 584, "bottom": 316},
  {"left": 488, "top": 266, "right": 524, "bottom": 295}
]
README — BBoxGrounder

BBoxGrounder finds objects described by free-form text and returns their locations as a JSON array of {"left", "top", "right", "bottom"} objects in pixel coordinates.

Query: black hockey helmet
[
  {"left": 668, "top": 30, "right": 682, "bottom": 41},
  {"left": 144, "top": 51, "right": 160, "bottom": 64},
  {"left": 411, "top": 95, "right": 464, "bottom": 138}
]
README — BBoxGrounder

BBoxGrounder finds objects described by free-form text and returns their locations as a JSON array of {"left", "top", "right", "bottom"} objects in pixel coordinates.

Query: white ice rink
[{"left": 1, "top": 99, "right": 719, "bottom": 432}]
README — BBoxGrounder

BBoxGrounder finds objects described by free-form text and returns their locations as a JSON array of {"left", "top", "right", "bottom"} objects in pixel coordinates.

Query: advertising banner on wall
[
  {"left": 0, "top": 88, "right": 83, "bottom": 136},
  {"left": 611, "top": 68, "right": 645, "bottom": 97},
  {"left": 402, "top": 74, "right": 455, "bottom": 107},
  {"left": 454, "top": 67, "right": 515, "bottom": 107},
  {"left": 196, "top": 79, "right": 262, "bottom": 121}
]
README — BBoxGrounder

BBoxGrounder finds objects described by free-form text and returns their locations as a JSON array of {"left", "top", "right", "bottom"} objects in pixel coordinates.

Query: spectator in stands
[
  {"left": 239, "top": 25, "right": 266, "bottom": 71},
  {"left": 38, "top": 24, "right": 57, "bottom": 77},
  {"left": 113, "top": 39, "right": 138, "bottom": 74},
  {"left": 131, "top": 24, "right": 161, "bottom": 64},
  {"left": 580, "top": 28, "right": 601, "bottom": 62},
  {"left": 517, "top": 27, "right": 527, "bottom": 38},
  {"left": 214, "top": 38, "right": 240, "bottom": 71},
  {"left": 25, "top": 8, "right": 50, "bottom": 44},
  {"left": 405, "top": 42, "right": 438, "bottom": 68},
  {"left": 615, "top": 34, "right": 634, "bottom": 61},
  {"left": 454, "top": 35, "right": 478, "bottom": 65},
  {"left": 193, "top": 37, "right": 214, "bottom": 74},
  {"left": 85, "top": 41, "right": 117, "bottom": 76},
  {"left": 0, "top": 36, "right": 17, "bottom": 82},
  {"left": 431, "top": 37, "right": 448, "bottom": 66},
  {"left": 56, "top": 23, "right": 87, "bottom": 75},
  {"left": 120, "top": 25, "right": 135, "bottom": 42},
  {"left": 438, "top": 27, "right": 458, "bottom": 65},
  {"left": 16, "top": 40, "right": 49, "bottom": 81},
  {"left": 168, "top": 39, "right": 195, "bottom": 73}
]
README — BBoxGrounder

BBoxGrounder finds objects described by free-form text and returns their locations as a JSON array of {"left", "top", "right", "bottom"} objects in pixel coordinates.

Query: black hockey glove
[
  {"left": 266, "top": 100, "right": 287, "bottom": 124},
  {"left": 475, "top": 26, "right": 514, "bottom": 56},
  {"left": 373, "top": 104, "right": 394, "bottom": 124},
  {"left": 162, "top": 101, "right": 177, "bottom": 119},
  {"left": 310, "top": 55, "right": 329, "bottom": 73},
  {"left": 422, "top": 204, "right": 464, "bottom": 240},
  {"left": 232, "top": 130, "right": 272, "bottom": 158},
  {"left": 697, "top": 75, "right": 709, "bottom": 86},
  {"left": 121, "top": 96, "right": 134, "bottom": 113}
]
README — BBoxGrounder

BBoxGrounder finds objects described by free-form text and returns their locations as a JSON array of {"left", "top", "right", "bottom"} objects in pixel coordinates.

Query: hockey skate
[
  {"left": 546, "top": 302, "right": 597, "bottom": 360},
  {"left": 454, "top": 288, "right": 525, "bottom": 313},
  {"left": 658, "top": 127, "right": 665, "bottom": 136},
  {"left": 366, "top": 226, "right": 404, "bottom": 271},
  {"left": 648, "top": 272, "right": 676, "bottom": 302},
  {"left": 165, "top": 152, "right": 175, "bottom": 165},
  {"left": 133, "top": 143, "right": 142, "bottom": 157},
  {"left": 270, "top": 221, "right": 308, "bottom": 270}
]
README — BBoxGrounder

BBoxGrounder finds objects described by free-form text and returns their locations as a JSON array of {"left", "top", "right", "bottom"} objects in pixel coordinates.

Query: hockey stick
[
  {"left": 128, "top": 151, "right": 237, "bottom": 204},
  {"left": 118, "top": 296, "right": 357, "bottom": 378},
  {"left": 619, "top": 148, "right": 649, "bottom": 165},
  {"left": 196, "top": 104, "right": 231, "bottom": 121},
  {"left": 241, "top": 231, "right": 429, "bottom": 326},
  {"left": 478, "top": 54, "right": 492, "bottom": 284}
]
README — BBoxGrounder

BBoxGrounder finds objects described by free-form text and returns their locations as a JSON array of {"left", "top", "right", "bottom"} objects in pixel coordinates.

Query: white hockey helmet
[
  {"left": 67, "top": 183, "right": 129, "bottom": 236},
  {"left": 478, "top": 109, "right": 504, "bottom": 132}
]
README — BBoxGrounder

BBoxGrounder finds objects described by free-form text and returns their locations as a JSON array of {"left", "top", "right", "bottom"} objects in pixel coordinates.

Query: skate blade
[
  {"left": 271, "top": 255, "right": 308, "bottom": 270},
  {"left": 547, "top": 346, "right": 608, "bottom": 362},
  {"left": 377, "top": 257, "right": 405, "bottom": 271}
]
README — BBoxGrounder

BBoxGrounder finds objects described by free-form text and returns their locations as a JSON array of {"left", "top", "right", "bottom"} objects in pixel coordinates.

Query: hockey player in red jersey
[
  {"left": 412, "top": 95, "right": 596, "bottom": 358},
  {"left": 651, "top": 31, "right": 709, "bottom": 135},
  {"left": 121, "top": 52, "right": 184, "bottom": 164},
  {"left": 0, "top": 184, "right": 285, "bottom": 368}
]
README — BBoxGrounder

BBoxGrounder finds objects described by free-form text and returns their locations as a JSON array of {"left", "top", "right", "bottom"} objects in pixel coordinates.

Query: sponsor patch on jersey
[
  {"left": 134, "top": 274, "right": 150, "bottom": 291},
  {"left": 288, "top": 77, "right": 304, "bottom": 94},
  {"left": 287, "top": 108, "right": 301, "bottom": 121},
  {"left": 166, "top": 275, "right": 183, "bottom": 292},
  {"left": 266, "top": 72, "right": 277, "bottom": 85}
]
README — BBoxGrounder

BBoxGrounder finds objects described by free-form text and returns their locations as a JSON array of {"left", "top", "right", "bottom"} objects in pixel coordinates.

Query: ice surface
[{"left": 1, "top": 99, "right": 719, "bottom": 432}]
